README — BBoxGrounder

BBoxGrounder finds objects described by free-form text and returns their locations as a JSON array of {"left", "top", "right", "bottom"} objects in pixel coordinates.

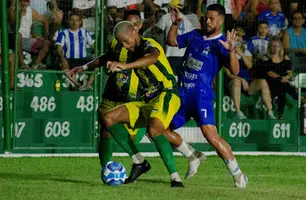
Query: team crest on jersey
[
  {"left": 186, "top": 54, "right": 203, "bottom": 71},
  {"left": 201, "top": 46, "right": 210, "bottom": 55},
  {"left": 116, "top": 73, "right": 129, "bottom": 88}
]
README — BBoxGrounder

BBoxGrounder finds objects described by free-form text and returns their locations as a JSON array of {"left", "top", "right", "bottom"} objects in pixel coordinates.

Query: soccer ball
[{"left": 101, "top": 161, "right": 127, "bottom": 186}]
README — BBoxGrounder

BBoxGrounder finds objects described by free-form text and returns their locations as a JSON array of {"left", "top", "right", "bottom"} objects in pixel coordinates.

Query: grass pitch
[{"left": 0, "top": 155, "right": 305, "bottom": 200}]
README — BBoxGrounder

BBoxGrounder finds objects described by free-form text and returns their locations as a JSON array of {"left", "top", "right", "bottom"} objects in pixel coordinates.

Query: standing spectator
[
  {"left": 10, "top": 0, "right": 51, "bottom": 69},
  {"left": 143, "top": 9, "right": 167, "bottom": 49},
  {"left": 264, "top": 37, "right": 298, "bottom": 119},
  {"left": 241, "top": 0, "right": 269, "bottom": 22},
  {"left": 248, "top": 21, "right": 270, "bottom": 62},
  {"left": 225, "top": 26, "right": 253, "bottom": 119},
  {"left": 56, "top": 8, "right": 95, "bottom": 90},
  {"left": 30, "top": 0, "right": 63, "bottom": 40},
  {"left": 258, "top": 0, "right": 286, "bottom": 37},
  {"left": 156, "top": 0, "right": 195, "bottom": 76}
]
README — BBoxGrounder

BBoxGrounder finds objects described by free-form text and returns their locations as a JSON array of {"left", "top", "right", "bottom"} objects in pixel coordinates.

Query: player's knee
[{"left": 103, "top": 112, "right": 117, "bottom": 128}]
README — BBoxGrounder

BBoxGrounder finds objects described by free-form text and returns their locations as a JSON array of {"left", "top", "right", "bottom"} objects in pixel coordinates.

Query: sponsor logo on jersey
[
  {"left": 184, "top": 71, "right": 198, "bottom": 80},
  {"left": 186, "top": 54, "right": 203, "bottom": 71},
  {"left": 116, "top": 73, "right": 129, "bottom": 88}
]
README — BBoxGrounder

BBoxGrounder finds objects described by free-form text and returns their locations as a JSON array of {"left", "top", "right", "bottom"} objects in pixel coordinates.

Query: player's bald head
[{"left": 113, "top": 21, "right": 135, "bottom": 38}]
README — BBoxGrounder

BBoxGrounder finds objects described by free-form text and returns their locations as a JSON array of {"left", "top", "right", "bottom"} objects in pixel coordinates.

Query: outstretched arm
[
  {"left": 219, "top": 30, "right": 240, "bottom": 75},
  {"left": 167, "top": 7, "right": 182, "bottom": 47}
]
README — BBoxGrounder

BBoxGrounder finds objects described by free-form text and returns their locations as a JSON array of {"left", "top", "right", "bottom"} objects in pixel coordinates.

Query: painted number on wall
[
  {"left": 1, "top": 122, "right": 26, "bottom": 138},
  {"left": 76, "top": 96, "right": 99, "bottom": 112},
  {"left": 30, "top": 96, "right": 56, "bottom": 112},
  {"left": 229, "top": 122, "right": 251, "bottom": 138},
  {"left": 273, "top": 123, "right": 290, "bottom": 138},
  {"left": 45, "top": 121, "right": 70, "bottom": 138},
  {"left": 17, "top": 73, "right": 43, "bottom": 88},
  {"left": 223, "top": 96, "right": 236, "bottom": 112}
]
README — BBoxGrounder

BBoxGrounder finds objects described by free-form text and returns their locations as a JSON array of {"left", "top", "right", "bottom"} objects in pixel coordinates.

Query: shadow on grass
[
  {"left": 136, "top": 178, "right": 169, "bottom": 186},
  {"left": 0, "top": 172, "right": 100, "bottom": 186}
]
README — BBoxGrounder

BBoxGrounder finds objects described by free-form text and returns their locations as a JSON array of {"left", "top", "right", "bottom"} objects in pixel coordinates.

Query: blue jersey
[
  {"left": 171, "top": 29, "right": 231, "bottom": 129},
  {"left": 176, "top": 29, "right": 229, "bottom": 100},
  {"left": 258, "top": 10, "right": 287, "bottom": 36},
  {"left": 247, "top": 35, "right": 269, "bottom": 56}
]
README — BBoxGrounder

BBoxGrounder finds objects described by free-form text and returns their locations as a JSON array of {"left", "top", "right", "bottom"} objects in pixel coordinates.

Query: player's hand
[
  {"left": 170, "top": 6, "right": 183, "bottom": 25},
  {"left": 219, "top": 29, "right": 237, "bottom": 52},
  {"left": 107, "top": 61, "right": 127, "bottom": 72},
  {"left": 68, "top": 66, "right": 84, "bottom": 77}
]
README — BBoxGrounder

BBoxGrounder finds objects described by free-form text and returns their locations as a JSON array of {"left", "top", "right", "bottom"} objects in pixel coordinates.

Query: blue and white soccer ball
[{"left": 101, "top": 161, "right": 127, "bottom": 186}]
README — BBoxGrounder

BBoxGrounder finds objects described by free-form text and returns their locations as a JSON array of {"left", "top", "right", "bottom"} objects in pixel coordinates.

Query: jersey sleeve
[
  {"left": 55, "top": 31, "right": 65, "bottom": 47},
  {"left": 176, "top": 29, "right": 198, "bottom": 49},
  {"left": 86, "top": 30, "right": 95, "bottom": 46}
]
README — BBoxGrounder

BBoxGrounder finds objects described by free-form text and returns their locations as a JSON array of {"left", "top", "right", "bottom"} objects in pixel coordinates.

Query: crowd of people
[{"left": 1, "top": 0, "right": 306, "bottom": 114}]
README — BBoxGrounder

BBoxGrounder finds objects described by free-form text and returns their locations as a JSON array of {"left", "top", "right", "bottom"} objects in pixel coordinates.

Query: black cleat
[
  {"left": 170, "top": 180, "right": 184, "bottom": 188},
  {"left": 124, "top": 160, "right": 151, "bottom": 184}
]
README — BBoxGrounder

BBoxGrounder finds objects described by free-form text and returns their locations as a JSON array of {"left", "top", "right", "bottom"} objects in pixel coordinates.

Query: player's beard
[{"left": 203, "top": 26, "right": 216, "bottom": 36}]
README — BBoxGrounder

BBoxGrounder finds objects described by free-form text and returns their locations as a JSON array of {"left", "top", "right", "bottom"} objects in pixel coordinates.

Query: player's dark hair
[
  {"left": 206, "top": 3, "right": 225, "bottom": 17},
  {"left": 123, "top": 9, "right": 141, "bottom": 20}
]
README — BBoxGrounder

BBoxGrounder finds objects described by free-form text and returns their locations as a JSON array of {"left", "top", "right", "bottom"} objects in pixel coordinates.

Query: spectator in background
[
  {"left": 264, "top": 37, "right": 298, "bottom": 120},
  {"left": 241, "top": 0, "right": 269, "bottom": 22},
  {"left": 56, "top": 8, "right": 95, "bottom": 91},
  {"left": 258, "top": 0, "right": 286, "bottom": 37},
  {"left": 224, "top": 25, "right": 252, "bottom": 119},
  {"left": 283, "top": 11, "right": 306, "bottom": 57},
  {"left": 143, "top": 9, "right": 167, "bottom": 49},
  {"left": 10, "top": 0, "right": 51, "bottom": 69},
  {"left": 156, "top": 0, "right": 195, "bottom": 77},
  {"left": 57, "top": 0, "right": 73, "bottom": 25},
  {"left": 30, "top": 0, "right": 63, "bottom": 40},
  {"left": 248, "top": 21, "right": 270, "bottom": 62}
]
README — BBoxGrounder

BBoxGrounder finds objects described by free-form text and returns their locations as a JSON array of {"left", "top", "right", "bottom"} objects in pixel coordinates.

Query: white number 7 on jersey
[{"left": 201, "top": 108, "right": 207, "bottom": 118}]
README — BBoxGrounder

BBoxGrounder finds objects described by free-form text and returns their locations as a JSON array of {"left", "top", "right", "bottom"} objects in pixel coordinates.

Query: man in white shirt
[
  {"left": 156, "top": 0, "right": 195, "bottom": 76},
  {"left": 30, "top": 0, "right": 63, "bottom": 40}
]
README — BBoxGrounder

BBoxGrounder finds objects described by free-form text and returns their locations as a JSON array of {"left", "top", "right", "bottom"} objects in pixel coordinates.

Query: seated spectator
[
  {"left": 283, "top": 10, "right": 306, "bottom": 57},
  {"left": 143, "top": 9, "right": 167, "bottom": 49},
  {"left": 248, "top": 21, "right": 270, "bottom": 62},
  {"left": 30, "top": 0, "right": 63, "bottom": 40},
  {"left": 11, "top": 0, "right": 51, "bottom": 69},
  {"left": 224, "top": 26, "right": 252, "bottom": 119},
  {"left": 56, "top": 8, "right": 95, "bottom": 91},
  {"left": 156, "top": 0, "right": 195, "bottom": 76},
  {"left": 0, "top": 30, "right": 15, "bottom": 90},
  {"left": 241, "top": 0, "right": 269, "bottom": 22},
  {"left": 257, "top": 0, "right": 287, "bottom": 37},
  {"left": 264, "top": 37, "right": 298, "bottom": 119}
]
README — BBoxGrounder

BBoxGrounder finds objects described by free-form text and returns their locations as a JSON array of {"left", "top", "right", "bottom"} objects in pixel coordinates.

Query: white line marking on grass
[{"left": 1, "top": 152, "right": 306, "bottom": 157}]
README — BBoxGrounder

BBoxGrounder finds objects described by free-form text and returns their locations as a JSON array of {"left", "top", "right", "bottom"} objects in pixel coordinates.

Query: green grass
[{"left": 0, "top": 156, "right": 305, "bottom": 200}]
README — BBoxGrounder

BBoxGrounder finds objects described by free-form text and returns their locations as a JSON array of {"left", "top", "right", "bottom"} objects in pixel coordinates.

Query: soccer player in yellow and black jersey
[
  {"left": 70, "top": 11, "right": 205, "bottom": 186},
  {"left": 105, "top": 20, "right": 184, "bottom": 187}
]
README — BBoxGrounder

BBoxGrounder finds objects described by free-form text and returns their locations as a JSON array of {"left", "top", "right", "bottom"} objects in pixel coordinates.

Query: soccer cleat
[
  {"left": 124, "top": 160, "right": 151, "bottom": 184},
  {"left": 170, "top": 180, "right": 184, "bottom": 188},
  {"left": 236, "top": 111, "right": 247, "bottom": 120},
  {"left": 185, "top": 151, "right": 206, "bottom": 179},
  {"left": 234, "top": 173, "right": 248, "bottom": 188}
]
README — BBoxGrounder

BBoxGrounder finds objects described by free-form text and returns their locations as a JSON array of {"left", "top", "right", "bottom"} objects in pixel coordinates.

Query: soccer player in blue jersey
[{"left": 166, "top": 3, "right": 248, "bottom": 188}]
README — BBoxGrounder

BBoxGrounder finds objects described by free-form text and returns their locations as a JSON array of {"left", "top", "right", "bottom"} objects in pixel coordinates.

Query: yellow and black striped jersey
[
  {"left": 103, "top": 37, "right": 142, "bottom": 102},
  {"left": 131, "top": 37, "right": 177, "bottom": 100}
]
